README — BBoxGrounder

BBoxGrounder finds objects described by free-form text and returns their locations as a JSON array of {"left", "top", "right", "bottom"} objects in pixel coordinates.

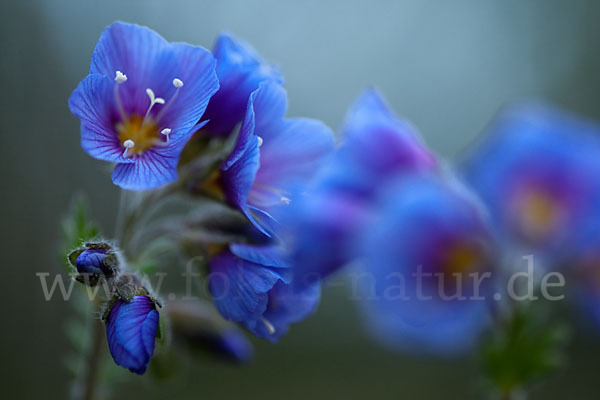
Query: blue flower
[
  {"left": 208, "top": 244, "right": 320, "bottom": 342},
  {"left": 68, "top": 22, "right": 219, "bottom": 190},
  {"left": 462, "top": 103, "right": 600, "bottom": 260},
  {"left": 220, "top": 81, "right": 334, "bottom": 236},
  {"left": 202, "top": 33, "right": 282, "bottom": 136},
  {"left": 359, "top": 174, "right": 494, "bottom": 354},
  {"left": 105, "top": 295, "right": 159, "bottom": 374},
  {"left": 319, "top": 88, "right": 437, "bottom": 201},
  {"left": 283, "top": 89, "right": 438, "bottom": 284},
  {"left": 206, "top": 79, "right": 331, "bottom": 341}
]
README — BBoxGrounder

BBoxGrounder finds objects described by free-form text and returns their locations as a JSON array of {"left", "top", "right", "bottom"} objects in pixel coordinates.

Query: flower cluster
[
  {"left": 68, "top": 21, "right": 332, "bottom": 373},
  {"left": 66, "top": 21, "right": 600, "bottom": 389}
]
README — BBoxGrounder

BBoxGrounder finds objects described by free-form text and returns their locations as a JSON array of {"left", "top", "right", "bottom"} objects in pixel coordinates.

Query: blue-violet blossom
[
  {"left": 69, "top": 22, "right": 219, "bottom": 190},
  {"left": 359, "top": 174, "right": 495, "bottom": 354},
  {"left": 219, "top": 81, "right": 334, "bottom": 236},
  {"left": 208, "top": 81, "right": 332, "bottom": 340},
  {"left": 283, "top": 89, "right": 438, "bottom": 284},
  {"left": 462, "top": 103, "right": 600, "bottom": 261}
]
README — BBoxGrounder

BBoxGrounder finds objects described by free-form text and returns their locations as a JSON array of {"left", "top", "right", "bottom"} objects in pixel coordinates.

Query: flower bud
[
  {"left": 105, "top": 295, "right": 159, "bottom": 374},
  {"left": 67, "top": 242, "right": 119, "bottom": 286},
  {"left": 75, "top": 248, "right": 110, "bottom": 275}
]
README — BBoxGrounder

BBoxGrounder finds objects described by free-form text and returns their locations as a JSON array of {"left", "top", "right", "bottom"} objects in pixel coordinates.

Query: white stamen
[
  {"left": 161, "top": 128, "right": 172, "bottom": 143},
  {"left": 256, "top": 136, "right": 263, "bottom": 147},
  {"left": 145, "top": 88, "right": 165, "bottom": 105},
  {"left": 260, "top": 317, "right": 276, "bottom": 335},
  {"left": 113, "top": 72, "right": 128, "bottom": 122},
  {"left": 156, "top": 79, "right": 183, "bottom": 121},
  {"left": 280, "top": 196, "right": 291, "bottom": 205},
  {"left": 142, "top": 88, "right": 165, "bottom": 125},
  {"left": 114, "top": 70, "right": 127, "bottom": 84},
  {"left": 122, "top": 139, "right": 134, "bottom": 157}
]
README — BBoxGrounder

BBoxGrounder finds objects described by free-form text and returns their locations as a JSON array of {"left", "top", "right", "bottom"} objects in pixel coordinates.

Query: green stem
[{"left": 78, "top": 319, "right": 104, "bottom": 400}]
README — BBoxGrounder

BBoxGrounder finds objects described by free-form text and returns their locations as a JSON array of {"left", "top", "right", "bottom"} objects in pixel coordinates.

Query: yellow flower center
[
  {"left": 443, "top": 242, "right": 484, "bottom": 275},
  {"left": 515, "top": 190, "right": 562, "bottom": 242},
  {"left": 116, "top": 115, "right": 160, "bottom": 156}
]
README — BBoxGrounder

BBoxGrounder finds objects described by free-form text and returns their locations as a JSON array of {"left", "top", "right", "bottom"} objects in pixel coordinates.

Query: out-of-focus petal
[
  {"left": 209, "top": 251, "right": 286, "bottom": 322},
  {"left": 203, "top": 33, "right": 283, "bottom": 135}
]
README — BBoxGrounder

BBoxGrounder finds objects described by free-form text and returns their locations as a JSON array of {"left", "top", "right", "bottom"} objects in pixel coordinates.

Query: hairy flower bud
[{"left": 68, "top": 242, "right": 119, "bottom": 286}]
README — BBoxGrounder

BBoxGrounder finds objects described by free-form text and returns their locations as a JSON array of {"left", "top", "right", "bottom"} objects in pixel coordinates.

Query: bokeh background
[{"left": 2, "top": 0, "right": 600, "bottom": 398}]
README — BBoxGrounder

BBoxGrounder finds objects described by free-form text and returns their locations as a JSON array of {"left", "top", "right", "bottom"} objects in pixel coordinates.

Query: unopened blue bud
[
  {"left": 105, "top": 295, "right": 159, "bottom": 374},
  {"left": 75, "top": 248, "right": 110, "bottom": 275},
  {"left": 68, "top": 242, "right": 119, "bottom": 286}
]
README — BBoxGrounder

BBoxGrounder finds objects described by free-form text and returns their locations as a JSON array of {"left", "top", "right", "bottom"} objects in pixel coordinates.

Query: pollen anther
[
  {"left": 122, "top": 139, "right": 135, "bottom": 157},
  {"left": 173, "top": 78, "right": 183, "bottom": 88},
  {"left": 115, "top": 71, "right": 127, "bottom": 84},
  {"left": 260, "top": 317, "right": 276, "bottom": 335},
  {"left": 161, "top": 128, "right": 172, "bottom": 144}
]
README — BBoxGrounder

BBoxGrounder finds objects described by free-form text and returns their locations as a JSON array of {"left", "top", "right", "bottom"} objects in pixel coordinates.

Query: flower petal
[
  {"left": 203, "top": 33, "right": 283, "bottom": 136},
  {"left": 326, "top": 89, "right": 437, "bottom": 200},
  {"left": 156, "top": 42, "right": 219, "bottom": 135},
  {"left": 111, "top": 148, "right": 178, "bottom": 190},
  {"left": 229, "top": 244, "right": 290, "bottom": 269},
  {"left": 209, "top": 251, "right": 285, "bottom": 322},
  {"left": 90, "top": 22, "right": 169, "bottom": 79},
  {"left": 106, "top": 296, "right": 158, "bottom": 374},
  {"left": 220, "top": 90, "right": 263, "bottom": 231},
  {"left": 245, "top": 281, "right": 321, "bottom": 342},
  {"left": 68, "top": 74, "right": 133, "bottom": 163},
  {"left": 250, "top": 81, "right": 288, "bottom": 135},
  {"left": 252, "top": 117, "right": 334, "bottom": 208}
]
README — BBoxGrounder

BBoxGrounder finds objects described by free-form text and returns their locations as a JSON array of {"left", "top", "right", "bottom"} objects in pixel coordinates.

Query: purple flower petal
[
  {"left": 220, "top": 82, "right": 334, "bottom": 235},
  {"left": 209, "top": 251, "right": 286, "bottom": 322},
  {"left": 68, "top": 74, "right": 134, "bottom": 163},
  {"left": 203, "top": 32, "right": 283, "bottom": 136},
  {"left": 111, "top": 147, "right": 178, "bottom": 190},
  {"left": 245, "top": 281, "right": 321, "bottom": 342},
  {"left": 229, "top": 244, "right": 290, "bottom": 269},
  {"left": 105, "top": 296, "right": 158, "bottom": 374}
]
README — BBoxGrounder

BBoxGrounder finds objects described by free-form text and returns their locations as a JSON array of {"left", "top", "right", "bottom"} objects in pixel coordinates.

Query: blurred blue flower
[
  {"left": 284, "top": 89, "right": 438, "bottom": 283},
  {"left": 202, "top": 33, "right": 283, "bottom": 136},
  {"left": 212, "top": 329, "right": 255, "bottom": 362},
  {"left": 359, "top": 174, "right": 495, "bottom": 354},
  {"left": 68, "top": 21, "right": 219, "bottom": 190},
  {"left": 462, "top": 103, "right": 600, "bottom": 261},
  {"left": 209, "top": 244, "right": 319, "bottom": 342},
  {"left": 318, "top": 88, "right": 437, "bottom": 201},
  {"left": 220, "top": 81, "right": 334, "bottom": 236},
  {"left": 105, "top": 295, "right": 159, "bottom": 374}
]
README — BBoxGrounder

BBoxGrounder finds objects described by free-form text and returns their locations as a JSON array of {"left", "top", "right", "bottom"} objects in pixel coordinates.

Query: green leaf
[
  {"left": 480, "top": 299, "right": 570, "bottom": 396},
  {"left": 60, "top": 194, "right": 100, "bottom": 271}
]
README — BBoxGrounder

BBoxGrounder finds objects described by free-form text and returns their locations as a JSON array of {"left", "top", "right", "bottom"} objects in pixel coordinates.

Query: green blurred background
[{"left": 2, "top": 0, "right": 600, "bottom": 398}]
